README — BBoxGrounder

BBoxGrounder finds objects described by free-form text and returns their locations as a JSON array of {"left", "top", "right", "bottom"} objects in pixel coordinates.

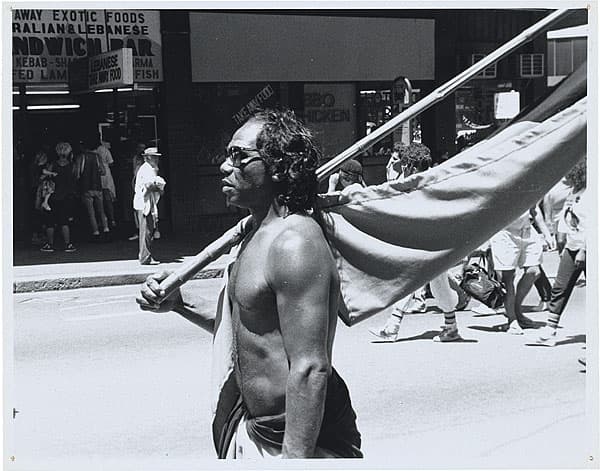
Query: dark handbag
[{"left": 460, "top": 253, "right": 506, "bottom": 309}]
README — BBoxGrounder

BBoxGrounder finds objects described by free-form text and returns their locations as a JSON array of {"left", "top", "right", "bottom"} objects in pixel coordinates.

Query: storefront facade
[
  {"left": 14, "top": 9, "right": 585, "bottom": 240},
  {"left": 12, "top": 9, "right": 164, "bottom": 239},
  {"left": 160, "top": 9, "right": 559, "bottom": 235}
]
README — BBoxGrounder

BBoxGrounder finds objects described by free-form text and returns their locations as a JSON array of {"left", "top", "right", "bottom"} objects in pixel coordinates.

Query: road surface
[{"left": 8, "top": 264, "right": 595, "bottom": 469}]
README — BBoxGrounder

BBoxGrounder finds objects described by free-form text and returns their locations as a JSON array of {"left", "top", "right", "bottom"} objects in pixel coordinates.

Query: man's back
[{"left": 228, "top": 212, "right": 339, "bottom": 419}]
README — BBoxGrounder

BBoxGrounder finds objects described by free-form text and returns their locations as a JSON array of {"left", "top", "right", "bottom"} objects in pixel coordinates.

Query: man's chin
[{"left": 223, "top": 192, "right": 239, "bottom": 208}]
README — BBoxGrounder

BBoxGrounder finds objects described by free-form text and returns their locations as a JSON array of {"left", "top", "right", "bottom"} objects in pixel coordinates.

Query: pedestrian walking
[
  {"left": 369, "top": 268, "right": 466, "bottom": 342},
  {"left": 370, "top": 142, "right": 468, "bottom": 342},
  {"left": 75, "top": 135, "right": 110, "bottom": 240},
  {"left": 533, "top": 158, "right": 587, "bottom": 346},
  {"left": 95, "top": 140, "right": 117, "bottom": 229},
  {"left": 490, "top": 206, "right": 555, "bottom": 334},
  {"left": 138, "top": 109, "right": 362, "bottom": 458},
  {"left": 133, "top": 147, "right": 165, "bottom": 265},
  {"left": 128, "top": 142, "right": 146, "bottom": 241}
]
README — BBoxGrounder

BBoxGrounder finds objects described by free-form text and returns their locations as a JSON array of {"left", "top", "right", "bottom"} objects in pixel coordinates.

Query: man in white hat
[{"left": 133, "top": 147, "right": 166, "bottom": 265}]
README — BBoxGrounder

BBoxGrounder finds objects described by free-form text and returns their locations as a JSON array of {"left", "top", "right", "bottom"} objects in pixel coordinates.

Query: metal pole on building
[{"left": 154, "top": 8, "right": 574, "bottom": 298}]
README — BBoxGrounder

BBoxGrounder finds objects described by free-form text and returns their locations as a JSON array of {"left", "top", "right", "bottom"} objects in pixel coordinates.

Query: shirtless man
[{"left": 138, "top": 110, "right": 361, "bottom": 459}]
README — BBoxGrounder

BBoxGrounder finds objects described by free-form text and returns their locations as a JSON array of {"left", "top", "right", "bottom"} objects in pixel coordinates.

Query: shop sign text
[
  {"left": 12, "top": 9, "right": 162, "bottom": 84},
  {"left": 232, "top": 85, "right": 275, "bottom": 125},
  {"left": 304, "top": 93, "right": 351, "bottom": 123},
  {"left": 87, "top": 48, "right": 133, "bottom": 90}
]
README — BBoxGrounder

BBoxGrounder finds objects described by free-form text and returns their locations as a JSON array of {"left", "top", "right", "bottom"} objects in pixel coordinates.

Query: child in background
[{"left": 34, "top": 151, "right": 58, "bottom": 212}]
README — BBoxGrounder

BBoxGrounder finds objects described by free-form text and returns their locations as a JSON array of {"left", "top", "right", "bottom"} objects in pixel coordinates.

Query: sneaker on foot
[
  {"left": 64, "top": 243, "right": 76, "bottom": 253},
  {"left": 368, "top": 316, "right": 402, "bottom": 341},
  {"left": 471, "top": 303, "right": 497, "bottom": 315},
  {"left": 433, "top": 327, "right": 461, "bottom": 342},
  {"left": 406, "top": 299, "right": 427, "bottom": 313},
  {"left": 411, "top": 304, "right": 427, "bottom": 313},
  {"left": 140, "top": 258, "right": 160, "bottom": 266},
  {"left": 507, "top": 320, "right": 524, "bottom": 335},
  {"left": 40, "top": 243, "right": 54, "bottom": 253},
  {"left": 128, "top": 234, "right": 139, "bottom": 241},
  {"left": 532, "top": 326, "right": 557, "bottom": 346}
]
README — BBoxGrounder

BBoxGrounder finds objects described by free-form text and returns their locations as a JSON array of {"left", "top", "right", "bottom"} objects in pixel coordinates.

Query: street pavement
[{"left": 7, "top": 253, "right": 596, "bottom": 469}]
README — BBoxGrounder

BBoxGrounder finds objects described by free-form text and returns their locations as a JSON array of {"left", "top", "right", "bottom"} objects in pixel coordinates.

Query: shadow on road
[
  {"left": 370, "top": 330, "right": 439, "bottom": 343},
  {"left": 556, "top": 334, "right": 586, "bottom": 346},
  {"left": 467, "top": 323, "right": 508, "bottom": 333},
  {"left": 370, "top": 330, "right": 479, "bottom": 344}
]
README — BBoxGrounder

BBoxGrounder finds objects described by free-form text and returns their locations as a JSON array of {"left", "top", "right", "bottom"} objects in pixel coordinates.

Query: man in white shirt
[{"left": 133, "top": 147, "right": 165, "bottom": 265}]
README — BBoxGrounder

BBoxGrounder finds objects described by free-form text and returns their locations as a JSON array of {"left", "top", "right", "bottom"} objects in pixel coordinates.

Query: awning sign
[{"left": 12, "top": 9, "right": 162, "bottom": 84}]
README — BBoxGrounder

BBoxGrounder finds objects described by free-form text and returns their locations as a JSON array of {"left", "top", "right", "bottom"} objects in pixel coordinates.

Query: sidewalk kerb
[{"left": 13, "top": 267, "right": 225, "bottom": 293}]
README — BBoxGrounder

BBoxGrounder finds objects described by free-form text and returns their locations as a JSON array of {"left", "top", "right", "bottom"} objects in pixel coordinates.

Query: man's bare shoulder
[
  {"left": 265, "top": 214, "right": 333, "bottom": 278},
  {"left": 270, "top": 213, "right": 328, "bottom": 251}
]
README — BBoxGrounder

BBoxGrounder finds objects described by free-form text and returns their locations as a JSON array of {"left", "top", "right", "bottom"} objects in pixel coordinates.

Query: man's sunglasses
[{"left": 225, "top": 146, "right": 264, "bottom": 170}]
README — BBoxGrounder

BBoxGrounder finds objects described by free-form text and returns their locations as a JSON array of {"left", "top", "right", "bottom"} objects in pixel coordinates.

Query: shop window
[
  {"left": 471, "top": 54, "right": 497, "bottom": 79},
  {"left": 520, "top": 53, "right": 545, "bottom": 78},
  {"left": 358, "top": 86, "right": 422, "bottom": 159}
]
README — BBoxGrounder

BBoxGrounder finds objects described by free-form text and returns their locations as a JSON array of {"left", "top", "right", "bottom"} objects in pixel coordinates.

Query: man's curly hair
[{"left": 252, "top": 109, "right": 321, "bottom": 213}]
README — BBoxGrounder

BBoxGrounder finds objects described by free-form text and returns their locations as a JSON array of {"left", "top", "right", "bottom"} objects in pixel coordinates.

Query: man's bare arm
[
  {"left": 267, "top": 227, "right": 333, "bottom": 458},
  {"left": 137, "top": 271, "right": 215, "bottom": 333}
]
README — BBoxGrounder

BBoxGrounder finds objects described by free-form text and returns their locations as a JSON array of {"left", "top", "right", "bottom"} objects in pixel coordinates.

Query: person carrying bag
[{"left": 460, "top": 248, "right": 506, "bottom": 309}]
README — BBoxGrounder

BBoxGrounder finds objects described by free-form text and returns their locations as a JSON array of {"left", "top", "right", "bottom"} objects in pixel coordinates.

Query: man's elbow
[{"left": 289, "top": 359, "right": 330, "bottom": 383}]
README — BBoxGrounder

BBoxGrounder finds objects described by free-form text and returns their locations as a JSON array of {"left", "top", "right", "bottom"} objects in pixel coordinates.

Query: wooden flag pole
[{"left": 155, "top": 8, "right": 572, "bottom": 299}]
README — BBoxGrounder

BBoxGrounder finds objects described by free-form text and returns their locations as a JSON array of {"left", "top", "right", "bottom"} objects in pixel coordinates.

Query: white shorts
[{"left": 490, "top": 228, "right": 543, "bottom": 270}]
